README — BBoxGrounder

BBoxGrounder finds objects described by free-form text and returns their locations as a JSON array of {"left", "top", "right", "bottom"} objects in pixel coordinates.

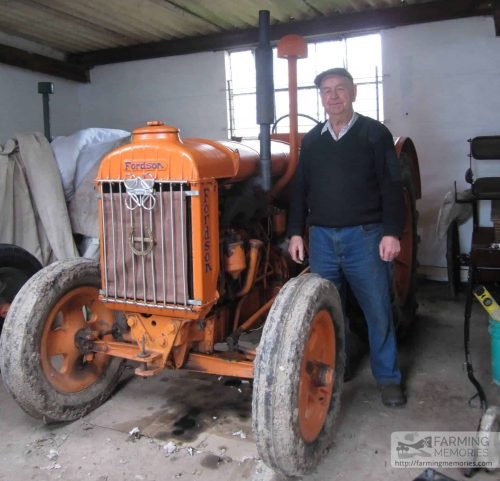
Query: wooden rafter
[
  {"left": 69, "top": 0, "right": 491, "bottom": 67},
  {"left": 0, "top": 43, "right": 89, "bottom": 82}
]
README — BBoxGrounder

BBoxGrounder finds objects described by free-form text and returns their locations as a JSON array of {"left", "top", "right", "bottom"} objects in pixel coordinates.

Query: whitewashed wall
[
  {"left": 78, "top": 51, "right": 228, "bottom": 140},
  {"left": 0, "top": 64, "right": 81, "bottom": 144},
  {"left": 382, "top": 17, "right": 500, "bottom": 278},
  {"left": 3, "top": 17, "right": 500, "bottom": 277},
  {"left": 0, "top": 50, "right": 226, "bottom": 144}
]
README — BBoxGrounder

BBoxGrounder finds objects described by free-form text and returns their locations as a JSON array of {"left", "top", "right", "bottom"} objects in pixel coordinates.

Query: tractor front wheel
[
  {"left": 252, "top": 274, "right": 345, "bottom": 477},
  {"left": 0, "top": 258, "right": 124, "bottom": 422}
]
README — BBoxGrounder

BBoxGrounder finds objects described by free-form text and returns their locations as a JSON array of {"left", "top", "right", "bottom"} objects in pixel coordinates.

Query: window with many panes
[{"left": 225, "top": 33, "right": 382, "bottom": 139}]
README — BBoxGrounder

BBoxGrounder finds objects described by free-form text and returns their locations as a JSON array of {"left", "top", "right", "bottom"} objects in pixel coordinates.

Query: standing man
[{"left": 287, "top": 67, "right": 406, "bottom": 407}]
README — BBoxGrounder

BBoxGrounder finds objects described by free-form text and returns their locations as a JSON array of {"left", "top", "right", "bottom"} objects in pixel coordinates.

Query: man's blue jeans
[{"left": 309, "top": 224, "right": 401, "bottom": 385}]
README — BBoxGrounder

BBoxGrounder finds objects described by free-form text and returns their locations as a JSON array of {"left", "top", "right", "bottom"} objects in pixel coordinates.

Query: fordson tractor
[{"left": 0, "top": 12, "right": 421, "bottom": 477}]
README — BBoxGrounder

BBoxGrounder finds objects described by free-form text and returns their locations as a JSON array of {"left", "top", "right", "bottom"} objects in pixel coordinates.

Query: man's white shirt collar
[{"left": 321, "top": 112, "right": 358, "bottom": 141}]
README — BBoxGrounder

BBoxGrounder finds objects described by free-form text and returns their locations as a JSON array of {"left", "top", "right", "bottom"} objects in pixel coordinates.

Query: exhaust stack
[{"left": 255, "top": 10, "right": 274, "bottom": 192}]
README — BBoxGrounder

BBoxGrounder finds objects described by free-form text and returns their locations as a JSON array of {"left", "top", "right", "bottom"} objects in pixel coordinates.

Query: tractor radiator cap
[{"left": 133, "top": 121, "right": 180, "bottom": 142}]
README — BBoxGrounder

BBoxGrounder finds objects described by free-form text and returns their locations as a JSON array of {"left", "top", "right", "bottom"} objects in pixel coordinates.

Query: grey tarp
[
  {"left": 0, "top": 132, "right": 78, "bottom": 265},
  {"left": 66, "top": 135, "right": 130, "bottom": 238},
  {"left": 436, "top": 189, "right": 473, "bottom": 240}
]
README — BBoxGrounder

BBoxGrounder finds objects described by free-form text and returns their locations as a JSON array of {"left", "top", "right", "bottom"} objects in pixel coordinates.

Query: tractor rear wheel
[
  {"left": 252, "top": 274, "right": 345, "bottom": 477},
  {"left": 392, "top": 152, "right": 419, "bottom": 335},
  {"left": 348, "top": 152, "right": 419, "bottom": 341},
  {"left": 0, "top": 243, "right": 43, "bottom": 331},
  {"left": 0, "top": 258, "right": 124, "bottom": 422}
]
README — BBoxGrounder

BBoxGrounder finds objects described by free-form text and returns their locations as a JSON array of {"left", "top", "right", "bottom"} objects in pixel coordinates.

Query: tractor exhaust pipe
[{"left": 255, "top": 10, "right": 274, "bottom": 192}]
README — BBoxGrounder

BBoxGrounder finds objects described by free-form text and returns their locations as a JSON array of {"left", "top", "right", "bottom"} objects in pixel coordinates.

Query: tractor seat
[
  {"left": 468, "top": 136, "right": 500, "bottom": 200},
  {"left": 466, "top": 136, "right": 500, "bottom": 275},
  {"left": 472, "top": 177, "right": 500, "bottom": 199}
]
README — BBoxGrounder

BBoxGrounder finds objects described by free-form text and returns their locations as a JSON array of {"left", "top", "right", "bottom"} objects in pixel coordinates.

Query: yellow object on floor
[{"left": 473, "top": 285, "right": 500, "bottom": 322}]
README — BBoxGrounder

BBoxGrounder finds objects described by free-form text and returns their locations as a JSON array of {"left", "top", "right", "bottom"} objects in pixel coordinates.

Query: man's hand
[
  {"left": 288, "top": 235, "right": 305, "bottom": 264},
  {"left": 379, "top": 235, "right": 400, "bottom": 262}
]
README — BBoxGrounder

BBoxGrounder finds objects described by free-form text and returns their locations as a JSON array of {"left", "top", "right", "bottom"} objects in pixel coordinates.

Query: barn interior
[{"left": 0, "top": 1, "right": 499, "bottom": 480}]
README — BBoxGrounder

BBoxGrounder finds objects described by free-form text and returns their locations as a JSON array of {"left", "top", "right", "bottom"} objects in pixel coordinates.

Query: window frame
[{"left": 225, "top": 33, "right": 383, "bottom": 140}]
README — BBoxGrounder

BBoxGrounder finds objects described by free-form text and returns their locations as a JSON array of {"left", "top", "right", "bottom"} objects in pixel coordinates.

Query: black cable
[{"left": 463, "top": 265, "right": 488, "bottom": 410}]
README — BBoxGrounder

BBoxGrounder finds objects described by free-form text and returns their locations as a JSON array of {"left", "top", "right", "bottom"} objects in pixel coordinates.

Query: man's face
[{"left": 319, "top": 75, "right": 357, "bottom": 118}]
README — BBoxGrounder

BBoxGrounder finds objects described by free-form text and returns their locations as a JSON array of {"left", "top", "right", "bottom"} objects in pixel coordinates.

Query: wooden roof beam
[
  {"left": 0, "top": 43, "right": 90, "bottom": 82},
  {"left": 69, "top": 0, "right": 491, "bottom": 67},
  {"left": 493, "top": 0, "right": 500, "bottom": 35}
]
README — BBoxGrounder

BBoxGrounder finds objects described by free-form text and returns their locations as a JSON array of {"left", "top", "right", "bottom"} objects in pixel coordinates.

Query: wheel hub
[
  {"left": 75, "top": 328, "right": 99, "bottom": 355},
  {"left": 306, "top": 360, "right": 334, "bottom": 387},
  {"left": 40, "top": 286, "right": 114, "bottom": 393},
  {"left": 298, "top": 309, "right": 336, "bottom": 443}
]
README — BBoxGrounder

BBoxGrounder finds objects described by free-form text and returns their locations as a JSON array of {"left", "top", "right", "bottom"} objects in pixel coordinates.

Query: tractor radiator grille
[{"left": 98, "top": 179, "right": 194, "bottom": 309}]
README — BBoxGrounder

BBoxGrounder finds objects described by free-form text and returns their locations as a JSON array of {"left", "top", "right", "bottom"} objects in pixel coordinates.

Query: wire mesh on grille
[{"left": 99, "top": 180, "right": 191, "bottom": 307}]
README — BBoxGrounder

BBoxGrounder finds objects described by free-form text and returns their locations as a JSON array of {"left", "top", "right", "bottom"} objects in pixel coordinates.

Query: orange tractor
[{"left": 0, "top": 13, "right": 421, "bottom": 477}]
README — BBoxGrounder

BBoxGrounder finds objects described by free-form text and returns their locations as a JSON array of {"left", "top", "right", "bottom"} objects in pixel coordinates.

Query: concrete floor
[{"left": 0, "top": 280, "right": 498, "bottom": 481}]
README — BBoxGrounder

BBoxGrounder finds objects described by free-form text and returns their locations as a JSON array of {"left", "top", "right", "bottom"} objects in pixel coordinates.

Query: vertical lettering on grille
[{"left": 203, "top": 186, "right": 212, "bottom": 273}]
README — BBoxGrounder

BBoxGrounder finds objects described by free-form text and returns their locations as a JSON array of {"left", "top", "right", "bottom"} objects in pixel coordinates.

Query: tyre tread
[
  {"left": 253, "top": 274, "right": 345, "bottom": 476},
  {"left": 0, "top": 259, "right": 124, "bottom": 422}
]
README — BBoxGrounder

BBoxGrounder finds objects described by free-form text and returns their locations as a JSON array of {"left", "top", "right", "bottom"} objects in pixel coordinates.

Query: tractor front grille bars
[{"left": 98, "top": 179, "right": 194, "bottom": 309}]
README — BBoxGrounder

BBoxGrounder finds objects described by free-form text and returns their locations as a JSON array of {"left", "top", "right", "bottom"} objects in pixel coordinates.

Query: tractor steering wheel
[{"left": 271, "top": 113, "right": 320, "bottom": 134}]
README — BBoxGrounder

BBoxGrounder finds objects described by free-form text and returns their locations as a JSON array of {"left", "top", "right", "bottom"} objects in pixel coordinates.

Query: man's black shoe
[{"left": 379, "top": 383, "right": 406, "bottom": 407}]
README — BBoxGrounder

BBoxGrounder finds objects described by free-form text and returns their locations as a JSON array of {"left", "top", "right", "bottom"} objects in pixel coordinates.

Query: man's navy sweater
[{"left": 287, "top": 114, "right": 405, "bottom": 238}]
